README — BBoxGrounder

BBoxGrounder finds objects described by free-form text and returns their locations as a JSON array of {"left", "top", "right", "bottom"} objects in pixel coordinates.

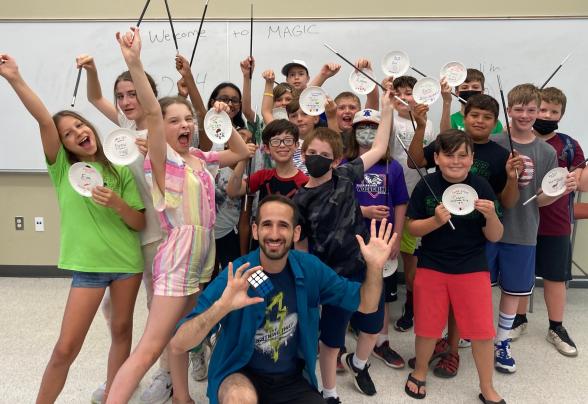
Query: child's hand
[
  {"left": 440, "top": 77, "right": 452, "bottom": 104},
  {"left": 240, "top": 56, "right": 255, "bottom": 77},
  {"left": 355, "top": 58, "right": 372, "bottom": 70},
  {"left": 413, "top": 104, "right": 429, "bottom": 126},
  {"left": 505, "top": 152, "right": 523, "bottom": 180},
  {"left": 245, "top": 143, "right": 257, "bottom": 158},
  {"left": 92, "top": 186, "right": 123, "bottom": 209},
  {"left": 262, "top": 69, "right": 275, "bottom": 83},
  {"left": 76, "top": 54, "right": 97, "bottom": 73},
  {"left": 474, "top": 199, "right": 498, "bottom": 219},
  {"left": 116, "top": 27, "right": 142, "bottom": 63},
  {"left": 177, "top": 77, "right": 188, "bottom": 97},
  {"left": 213, "top": 101, "right": 231, "bottom": 114},
  {"left": 320, "top": 63, "right": 341, "bottom": 79},
  {"left": 361, "top": 205, "right": 390, "bottom": 220},
  {"left": 0, "top": 54, "right": 20, "bottom": 81},
  {"left": 434, "top": 203, "right": 451, "bottom": 225},
  {"left": 325, "top": 97, "right": 337, "bottom": 117},
  {"left": 564, "top": 171, "right": 578, "bottom": 195},
  {"left": 381, "top": 76, "right": 394, "bottom": 92},
  {"left": 380, "top": 90, "right": 395, "bottom": 112},
  {"left": 175, "top": 54, "right": 192, "bottom": 78},
  {"left": 135, "top": 137, "right": 148, "bottom": 156}
]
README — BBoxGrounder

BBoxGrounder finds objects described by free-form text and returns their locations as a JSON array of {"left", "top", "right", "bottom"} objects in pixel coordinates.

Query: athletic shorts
[
  {"left": 535, "top": 235, "right": 572, "bottom": 282},
  {"left": 413, "top": 268, "right": 495, "bottom": 340},
  {"left": 487, "top": 242, "right": 535, "bottom": 296},
  {"left": 319, "top": 288, "right": 385, "bottom": 348},
  {"left": 71, "top": 271, "right": 140, "bottom": 288},
  {"left": 384, "top": 272, "right": 398, "bottom": 303},
  {"left": 400, "top": 225, "right": 417, "bottom": 255}
]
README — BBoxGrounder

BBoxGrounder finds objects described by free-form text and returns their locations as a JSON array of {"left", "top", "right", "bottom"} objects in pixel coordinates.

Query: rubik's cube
[{"left": 248, "top": 270, "right": 274, "bottom": 297}]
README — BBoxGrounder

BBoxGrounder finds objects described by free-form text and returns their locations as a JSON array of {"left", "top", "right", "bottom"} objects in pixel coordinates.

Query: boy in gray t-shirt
[{"left": 488, "top": 84, "right": 577, "bottom": 375}]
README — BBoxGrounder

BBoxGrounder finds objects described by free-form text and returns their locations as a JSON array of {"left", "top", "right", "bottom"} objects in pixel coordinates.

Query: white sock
[
  {"left": 322, "top": 387, "right": 338, "bottom": 399},
  {"left": 376, "top": 334, "right": 389, "bottom": 347},
  {"left": 495, "top": 311, "right": 516, "bottom": 343},
  {"left": 352, "top": 354, "right": 367, "bottom": 370}
]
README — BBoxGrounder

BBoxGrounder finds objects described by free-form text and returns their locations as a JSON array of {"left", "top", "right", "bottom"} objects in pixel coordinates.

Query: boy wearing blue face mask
[
  {"left": 347, "top": 109, "right": 409, "bottom": 370},
  {"left": 294, "top": 93, "right": 395, "bottom": 402}
]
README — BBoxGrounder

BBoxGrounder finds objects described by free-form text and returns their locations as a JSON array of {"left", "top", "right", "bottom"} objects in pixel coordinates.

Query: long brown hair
[{"left": 52, "top": 110, "right": 121, "bottom": 186}]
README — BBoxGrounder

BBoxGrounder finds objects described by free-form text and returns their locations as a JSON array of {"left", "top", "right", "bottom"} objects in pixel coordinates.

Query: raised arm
[
  {"left": 499, "top": 153, "right": 522, "bottom": 208},
  {"left": 261, "top": 69, "right": 276, "bottom": 124},
  {"left": 439, "top": 77, "right": 452, "bottom": 132},
  {"left": 117, "top": 28, "right": 166, "bottom": 193},
  {"left": 240, "top": 56, "right": 256, "bottom": 123},
  {"left": 213, "top": 102, "right": 250, "bottom": 169},
  {"left": 407, "top": 104, "right": 430, "bottom": 169},
  {"left": 356, "top": 219, "right": 395, "bottom": 313},
  {"left": 309, "top": 63, "right": 341, "bottom": 87},
  {"left": 77, "top": 54, "right": 119, "bottom": 125},
  {"left": 0, "top": 54, "right": 61, "bottom": 163},
  {"left": 356, "top": 58, "right": 379, "bottom": 110},
  {"left": 359, "top": 90, "right": 394, "bottom": 171},
  {"left": 175, "top": 54, "right": 210, "bottom": 151},
  {"left": 170, "top": 262, "right": 264, "bottom": 354}
]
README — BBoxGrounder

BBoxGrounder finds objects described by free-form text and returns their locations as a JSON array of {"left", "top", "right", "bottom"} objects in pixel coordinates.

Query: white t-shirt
[
  {"left": 117, "top": 111, "right": 163, "bottom": 246},
  {"left": 391, "top": 112, "right": 436, "bottom": 194}
]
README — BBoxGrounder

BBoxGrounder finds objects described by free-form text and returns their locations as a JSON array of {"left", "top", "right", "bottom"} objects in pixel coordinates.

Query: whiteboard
[{"left": 1, "top": 18, "right": 587, "bottom": 171}]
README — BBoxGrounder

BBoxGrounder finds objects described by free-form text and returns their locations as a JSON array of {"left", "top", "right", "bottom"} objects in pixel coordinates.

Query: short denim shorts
[{"left": 70, "top": 271, "right": 140, "bottom": 288}]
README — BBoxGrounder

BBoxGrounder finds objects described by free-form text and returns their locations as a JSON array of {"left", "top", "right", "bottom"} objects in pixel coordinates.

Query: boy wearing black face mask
[
  {"left": 440, "top": 68, "right": 504, "bottom": 135},
  {"left": 293, "top": 92, "right": 395, "bottom": 402},
  {"left": 511, "top": 87, "right": 587, "bottom": 357}
]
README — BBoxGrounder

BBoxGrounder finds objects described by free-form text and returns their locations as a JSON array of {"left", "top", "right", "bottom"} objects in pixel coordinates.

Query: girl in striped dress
[{"left": 107, "top": 27, "right": 250, "bottom": 404}]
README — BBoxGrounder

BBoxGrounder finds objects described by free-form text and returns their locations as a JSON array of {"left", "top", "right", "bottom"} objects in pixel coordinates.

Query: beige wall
[
  {"left": 1, "top": 1, "right": 587, "bottom": 269},
  {"left": 2, "top": 0, "right": 587, "bottom": 20}
]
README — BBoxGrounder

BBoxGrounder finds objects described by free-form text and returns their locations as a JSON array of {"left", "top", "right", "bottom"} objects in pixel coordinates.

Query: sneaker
[
  {"left": 139, "top": 369, "right": 173, "bottom": 404},
  {"left": 509, "top": 321, "right": 528, "bottom": 341},
  {"left": 372, "top": 341, "right": 405, "bottom": 369},
  {"left": 394, "top": 306, "right": 414, "bottom": 332},
  {"left": 547, "top": 325, "right": 578, "bottom": 357},
  {"left": 90, "top": 382, "right": 106, "bottom": 404},
  {"left": 408, "top": 337, "right": 450, "bottom": 369},
  {"left": 442, "top": 332, "right": 471, "bottom": 348},
  {"left": 341, "top": 353, "right": 376, "bottom": 396},
  {"left": 433, "top": 352, "right": 459, "bottom": 378},
  {"left": 336, "top": 346, "right": 347, "bottom": 373},
  {"left": 325, "top": 397, "right": 342, "bottom": 404},
  {"left": 190, "top": 347, "right": 208, "bottom": 381},
  {"left": 494, "top": 339, "right": 516, "bottom": 374}
]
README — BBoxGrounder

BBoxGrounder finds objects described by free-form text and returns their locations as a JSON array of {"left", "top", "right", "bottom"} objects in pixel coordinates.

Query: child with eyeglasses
[{"left": 227, "top": 119, "right": 308, "bottom": 202}]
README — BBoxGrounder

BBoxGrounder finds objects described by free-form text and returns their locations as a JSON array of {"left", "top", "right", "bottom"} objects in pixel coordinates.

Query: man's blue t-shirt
[{"left": 247, "top": 263, "right": 299, "bottom": 374}]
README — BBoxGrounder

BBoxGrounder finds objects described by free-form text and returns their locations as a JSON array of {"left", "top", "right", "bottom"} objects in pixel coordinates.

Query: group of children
[{"left": 1, "top": 24, "right": 585, "bottom": 404}]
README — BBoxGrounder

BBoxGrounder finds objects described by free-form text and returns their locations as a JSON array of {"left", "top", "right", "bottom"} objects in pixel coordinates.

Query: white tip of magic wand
[
  {"left": 323, "top": 43, "right": 337, "bottom": 53},
  {"left": 561, "top": 53, "right": 572, "bottom": 65}
]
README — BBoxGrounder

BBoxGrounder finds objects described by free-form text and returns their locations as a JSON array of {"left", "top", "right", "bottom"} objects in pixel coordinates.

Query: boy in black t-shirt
[
  {"left": 294, "top": 92, "right": 395, "bottom": 401},
  {"left": 407, "top": 94, "right": 522, "bottom": 378},
  {"left": 405, "top": 130, "right": 504, "bottom": 403}
]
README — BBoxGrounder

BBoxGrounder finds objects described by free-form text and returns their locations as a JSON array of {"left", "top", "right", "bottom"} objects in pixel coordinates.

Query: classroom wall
[
  {"left": 2, "top": 0, "right": 587, "bottom": 20},
  {"left": 1, "top": 1, "right": 588, "bottom": 271}
]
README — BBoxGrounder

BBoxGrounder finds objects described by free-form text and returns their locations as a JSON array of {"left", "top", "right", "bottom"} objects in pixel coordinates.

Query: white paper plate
[
  {"left": 204, "top": 109, "right": 233, "bottom": 144},
  {"left": 383, "top": 258, "right": 398, "bottom": 278},
  {"left": 272, "top": 107, "right": 288, "bottom": 120},
  {"left": 349, "top": 68, "right": 376, "bottom": 95},
  {"left": 442, "top": 183, "right": 478, "bottom": 216},
  {"left": 440, "top": 61, "right": 467, "bottom": 87},
  {"left": 299, "top": 86, "right": 327, "bottom": 116},
  {"left": 413, "top": 77, "right": 442, "bottom": 105},
  {"left": 541, "top": 167, "right": 568, "bottom": 197},
  {"left": 103, "top": 128, "right": 140, "bottom": 166},
  {"left": 381, "top": 50, "right": 410, "bottom": 77},
  {"left": 68, "top": 162, "right": 103, "bottom": 197}
]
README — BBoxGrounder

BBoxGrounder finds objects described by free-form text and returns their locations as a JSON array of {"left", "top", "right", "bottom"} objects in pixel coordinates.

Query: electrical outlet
[
  {"left": 35, "top": 217, "right": 45, "bottom": 232},
  {"left": 15, "top": 216, "right": 24, "bottom": 230}
]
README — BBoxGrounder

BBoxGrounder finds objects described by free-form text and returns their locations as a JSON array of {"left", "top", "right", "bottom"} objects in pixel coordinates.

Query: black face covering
[
  {"left": 305, "top": 154, "right": 333, "bottom": 178},
  {"left": 533, "top": 118, "right": 559, "bottom": 135},
  {"left": 458, "top": 90, "right": 483, "bottom": 105}
]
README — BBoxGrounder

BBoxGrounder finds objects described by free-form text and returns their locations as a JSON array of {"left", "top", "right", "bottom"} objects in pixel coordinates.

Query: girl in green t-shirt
[{"left": 0, "top": 54, "right": 145, "bottom": 403}]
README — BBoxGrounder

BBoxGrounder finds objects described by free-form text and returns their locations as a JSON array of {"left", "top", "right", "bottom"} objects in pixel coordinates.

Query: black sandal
[
  {"left": 479, "top": 393, "right": 506, "bottom": 404},
  {"left": 405, "top": 373, "right": 426, "bottom": 399}
]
